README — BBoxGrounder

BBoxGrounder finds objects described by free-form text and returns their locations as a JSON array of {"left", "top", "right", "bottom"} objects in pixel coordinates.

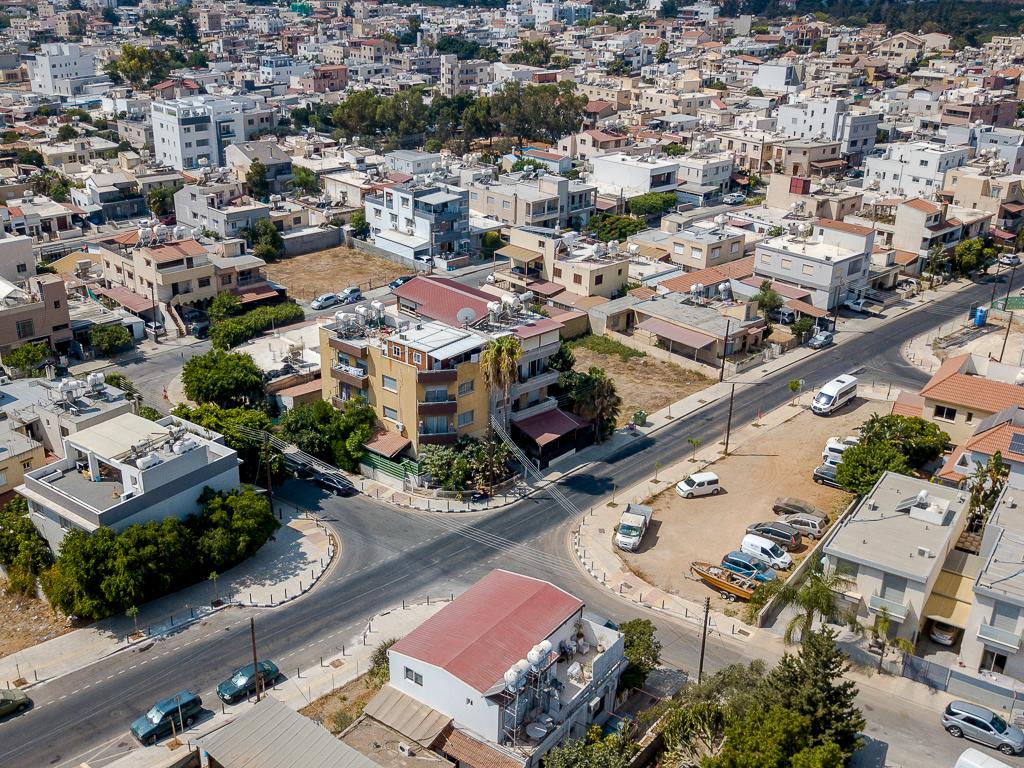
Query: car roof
[
  {"left": 688, "top": 472, "right": 718, "bottom": 482},
  {"left": 155, "top": 690, "right": 197, "bottom": 712},
  {"left": 757, "top": 521, "right": 800, "bottom": 534},
  {"left": 950, "top": 700, "right": 996, "bottom": 719},
  {"left": 744, "top": 532, "right": 781, "bottom": 549}
]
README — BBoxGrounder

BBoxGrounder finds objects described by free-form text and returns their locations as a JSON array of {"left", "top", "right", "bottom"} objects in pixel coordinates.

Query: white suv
[{"left": 822, "top": 435, "right": 859, "bottom": 465}]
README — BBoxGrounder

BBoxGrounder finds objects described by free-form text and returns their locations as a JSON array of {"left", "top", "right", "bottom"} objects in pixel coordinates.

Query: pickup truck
[
  {"left": 615, "top": 503, "right": 653, "bottom": 551},
  {"left": 843, "top": 298, "right": 871, "bottom": 314}
]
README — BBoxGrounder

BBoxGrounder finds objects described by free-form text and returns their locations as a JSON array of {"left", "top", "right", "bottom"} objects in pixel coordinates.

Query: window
[
  {"left": 382, "top": 375, "right": 398, "bottom": 392},
  {"left": 404, "top": 667, "right": 423, "bottom": 685},
  {"left": 801, "top": 264, "right": 814, "bottom": 275},
  {"left": 934, "top": 405, "right": 957, "bottom": 421},
  {"left": 966, "top": 412, "right": 974, "bottom": 424},
  {"left": 221, "top": 275, "right": 232, "bottom": 286},
  {"left": 15, "top": 319, "right": 34, "bottom": 339},
  {"left": 392, "top": 345, "right": 401, "bottom": 356},
  {"left": 16, "top": 263, "right": 26, "bottom": 274},
  {"left": 553, "top": 267, "right": 562, "bottom": 278},
  {"left": 412, "top": 352, "right": 422, "bottom": 365},
  {"left": 21, "top": 460, "right": 32, "bottom": 470},
  {"left": 53, "top": 300, "right": 61, "bottom": 309},
  {"left": 834, "top": 558, "right": 858, "bottom": 578},
  {"left": 458, "top": 380, "right": 475, "bottom": 396},
  {"left": 458, "top": 410, "right": 474, "bottom": 427},
  {"left": 198, "top": 277, "right": 211, "bottom": 288},
  {"left": 595, "top": 275, "right": 603, "bottom": 285},
  {"left": 573, "top": 274, "right": 582, "bottom": 284},
  {"left": 781, "top": 258, "right": 792, "bottom": 269},
  {"left": 383, "top": 406, "right": 399, "bottom": 420}
]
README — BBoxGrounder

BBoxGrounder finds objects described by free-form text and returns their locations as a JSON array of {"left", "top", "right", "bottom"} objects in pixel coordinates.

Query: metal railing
[{"left": 978, "top": 623, "right": 1023, "bottom": 652}]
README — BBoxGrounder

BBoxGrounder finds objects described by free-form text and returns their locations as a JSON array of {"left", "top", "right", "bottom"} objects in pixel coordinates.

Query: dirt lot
[
  {"left": 265, "top": 246, "right": 409, "bottom": 303},
  {"left": 568, "top": 339, "right": 712, "bottom": 426},
  {"left": 0, "top": 581, "right": 71, "bottom": 659},
  {"left": 619, "top": 399, "right": 882, "bottom": 614},
  {"left": 299, "top": 672, "right": 380, "bottom": 734}
]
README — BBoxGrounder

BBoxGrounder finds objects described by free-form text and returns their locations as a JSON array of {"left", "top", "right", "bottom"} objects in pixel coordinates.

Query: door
[{"left": 962, "top": 715, "right": 998, "bottom": 747}]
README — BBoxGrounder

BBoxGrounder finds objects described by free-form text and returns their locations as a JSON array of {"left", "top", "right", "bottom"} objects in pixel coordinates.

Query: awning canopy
[
  {"left": 496, "top": 244, "right": 542, "bottom": 262},
  {"left": 810, "top": 159, "right": 846, "bottom": 168},
  {"left": 637, "top": 317, "right": 716, "bottom": 349},
  {"left": 923, "top": 570, "right": 974, "bottom": 629},
  {"left": 784, "top": 298, "right": 828, "bottom": 318},
  {"left": 524, "top": 279, "right": 564, "bottom": 297},
  {"left": 231, "top": 283, "right": 280, "bottom": 303},
  {"left": 364, "top": 685, "right": 451, "bottom": 747},
  {"left": 990, "top": 227, "right": 1016, "bottom": 241},
  {"left": 1001, "top": 202, "right": 1024, "bottom": 213},
  {"left": 515, "top": 408, "right": 584, "bottom": 447},
  {"left": 94, "top": 285, "right": 153, "bottom": 314},
  {"left": 364, "top": 430, "right": 412, "bottom": 459}
]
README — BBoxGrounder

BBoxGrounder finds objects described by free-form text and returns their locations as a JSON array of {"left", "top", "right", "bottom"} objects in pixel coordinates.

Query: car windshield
[
  {"left": 750, "top": 559, "right": 768, "bottom": 573},
  {"left": 316, "top": 295, "right": 332, "bottom": 302},
  {"left": 231, "top": 671, "right": 249, "bottom": 686},
  {"left": 769, "top": 543, "right": 785, "bottom": 558},
  {"left": 146, "top": 706, "right": 163, "bottom": 724},
  {"left": 619, "top": 524, "right": 641, "bottom": 537},
  {"left": 992, "top": 714, "right": 1009, "bottom": 734},
  {"left": 682, "top": 477, "right": 696, "bottom": 488},
  {"left": 814, "top": 392, "right": 834, "bottom": 406}
]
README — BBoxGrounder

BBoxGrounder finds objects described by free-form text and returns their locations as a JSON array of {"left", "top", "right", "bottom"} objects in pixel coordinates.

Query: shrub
[
  {"left": 4, "top": 341, "right": 49, "bottom": 377},
  {"left": 210, "top": 302, "right": 305, "bottom": 350},
  {"left": 89, "top": 324, "right": 133, "bottom": 356}
]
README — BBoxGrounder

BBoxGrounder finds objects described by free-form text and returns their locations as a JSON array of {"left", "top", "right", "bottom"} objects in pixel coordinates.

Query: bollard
[
  {"left": 297, "top": 667, "right": 301, "bottom": 679},
  {"left": 285, "top": 588, "right": 288, "bottom": 599},
  {"left": 427, "top": 595, "right": 430, "bottom": 605},
  {"left": 450, "top": 593, "right": 453, "bottom": 602},
  {"left": 662, "top": 600, "right": 665, "bottom": 609},
  {"left": 34, "top": 670, "right": 38, "bottom": 682},
  {"left": 342, "top": 644, "right": 346, "bottom": 656},
  {"left": 320, "top": 657, "right": 324, "bottom": 667},
  {"left": 639, "top": 593, "right": 643, "bottom": 604},
  {"left": 170, "top": 614, "right": 174, "bottom": 626},
  {"left": 300, "top": 582, "right": 303, "bottom": 591},
  {"left": 619, "top": 584, "right": 623, "bottom": 593},
  {"left": 402, "top": 599, "right": 405, "bottom": 609}
]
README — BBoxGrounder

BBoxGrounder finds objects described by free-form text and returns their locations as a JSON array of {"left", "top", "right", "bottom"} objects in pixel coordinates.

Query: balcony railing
[
  {"left": 867, "top": 593, "right": 909, "bottom": 622},
  {"left": 329, "top": 335, "right": 367, "bottom": 358},
  {"left": 418, "top": 429, "right": 458, "bottom": 446},
  {"left": 511, "top": 369, "right": 561, "bottom": 398},
  {"left": 331, "top": 363, "right": 369, "bottom": 388},
  {"left": 417, "top": 368, "right": 457, "bottom": 384},
  {"left": 418, "top": 396, "right": 457, "bottom": 416},
  {"left": 509, "top": 396, "right": 558, "bottom": 423},
  {"left": 978, "top": 623, "right": 1023, "bottom": 652}
]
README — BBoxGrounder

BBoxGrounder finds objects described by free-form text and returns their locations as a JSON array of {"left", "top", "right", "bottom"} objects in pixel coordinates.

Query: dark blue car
[
  {"left": 721, "top": 551, "right": 777, "bottom": 582},
  {"left": 130, "top": 690, "right": 202, "bottom": 745}
]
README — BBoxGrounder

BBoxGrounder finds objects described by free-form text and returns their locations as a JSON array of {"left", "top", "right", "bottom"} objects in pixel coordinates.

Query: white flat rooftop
[{"left": 67, "top": 413, "right": 170, "bottom": 459}]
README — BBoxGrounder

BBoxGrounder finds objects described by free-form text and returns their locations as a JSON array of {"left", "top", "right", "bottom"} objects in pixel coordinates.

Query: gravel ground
[
  {"left": 0, "top": 582, "right": 71, "bottom": 662},
  {"left": 266, "top": 246, "right": 409, "bottom": 303}
]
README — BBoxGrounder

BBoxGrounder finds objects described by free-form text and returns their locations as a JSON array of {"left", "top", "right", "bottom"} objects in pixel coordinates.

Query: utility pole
[
  {"left": 1001, "top": 311, "right": 1014, "bottom": 363},
  {"left": 697, "top": 597, "right": 710, "bottom": 683},
  {"left": 723, "top": 382, "right": 736, "bottom": 455},
  {"left": 263, "top": 432, "right": 274, "bottom": 512},
  {"left": 250, "top": 617, "right": 262, "bottom": 702},
  {"left": 990, "top": 260, "right": 1004, "bottom": 306},
  {"left": 718, "top": 318, "right": 730, "bottom": 382},
  {"left": 149, "top": 283, "right": 160, "bottom": 343},
  {"left": 1004, "top": 261, "right": 1019, "bottom": 304}
]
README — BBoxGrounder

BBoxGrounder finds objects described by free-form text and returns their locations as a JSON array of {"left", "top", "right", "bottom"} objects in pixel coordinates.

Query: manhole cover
[{"left": 330, "top": 659, "right": 345, "bottom": 668}]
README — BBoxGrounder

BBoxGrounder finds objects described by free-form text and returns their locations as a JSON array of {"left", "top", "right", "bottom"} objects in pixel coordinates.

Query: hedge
[{"left": 210, "top": 302, "right": 305, "bottom": 350}]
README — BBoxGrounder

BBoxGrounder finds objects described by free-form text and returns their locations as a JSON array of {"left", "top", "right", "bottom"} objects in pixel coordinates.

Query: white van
[
  {"left": 954, "top": 748, "right": 1013, "bottom": 768},
  {"left": 675, "top": 472, "right": 721, "bottom": 499},
  {"left": 812, "top": 374, "right": 858, "bottom": 416},
  {"left": 741, "top": 533, "right": 793, "bottom": 569}
]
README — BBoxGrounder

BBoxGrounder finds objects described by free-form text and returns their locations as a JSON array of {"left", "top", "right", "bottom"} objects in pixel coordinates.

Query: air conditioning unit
[
  {"left": 398, "top": 743, "right": 415, "bottom": 757},
  {"left": 395, "top": 422, "right": 405, "bottom": 434}
]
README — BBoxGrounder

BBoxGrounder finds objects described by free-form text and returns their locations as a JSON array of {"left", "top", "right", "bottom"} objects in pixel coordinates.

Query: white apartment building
[
  {"left": 864, "top": 141, "right": 969, "bottom": 199},
  {"left": 753, "top": 219, "right": 873, "bottom": 309},
  {"left": 19, "top": 412, "right": 240, "bottom": 552},
  {"left": 677, "top": 148, "right": 734, "bottom": 200},
  {"left": 151, "top": 95, "right": 275, "bottom": 171},
  {"left": 24, "top": 43, "right": 102, "bottom": 97},
  {"left": 775, "top": 97, "right": 881, "bottom": 164},
  {"left": 440, "top": 55, "right": 493, "bottom": 97},
  {"left": 751, "top": 63, "right": 802, "bottom": 93},
  {"left": 946, "top": 124, "right": 1024, "bottom": 175},
  {"left": 589, "top": 153, "right": 679, "bottom": 199},
  {"left": 258, "top": 55, "right": 310, "bottom": 85},
  {"left": 365, "top": 183, "right": 470, "bottom": 262}
]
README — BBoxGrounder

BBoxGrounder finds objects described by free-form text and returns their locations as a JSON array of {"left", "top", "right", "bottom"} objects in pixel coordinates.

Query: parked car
[
  {"left": 999, "top": 254, "right": 1021, "bottom": 267},
  {"left": 723, "top": 192, "right": 746, "bottom": 205},
  {"left": 783, "top": 512, "right": 828, "bottom": 540},
  {"left": 0, "top": 689, "right": 30, "bottom": 719},
  {"left": 216, "top": 660, "right": 280, "bottom": 703},
  {"left": 813, "top": 462, "right": 842, "bottom": 488},
  {"left": 721, "top": 550, "right": 777, "bottom": 582},
  {"left": 389, "top": 275, "right": 415, "bottom": 290},
  {"left": 745, "top": 521, "right": 802, "bottom": 551},
  {"left": 190, "top": 319, "right": 210, "bottom": 339},
  {"left": 822, "top": 435, "right": 859, "bottom": 465},
  {"left": 315, "top": 473, "right": 358, "bottom": 497},
  {"left": 144, "top": 321, "right": 164, "bottom": 337},
  {"left": 740, "top": 533, "right": 792, "bottom": 569},
  {"left": 807, "top": 331, "right": 834, "bottom": 349},
  {"left": 942, "top": 701, "right": 1024, "bottom": 756},
  {"left": 929, "top": 621, "right": 961, "bottom": 646},
  {"left": 897, "top": 279, "right": 919, "bottom": 293},
  {"left": 773, "top": 497, "right": 823, "bottom": 518},
  {"left": 844, "top": 297, "right": 871, "bottom": 313},
  {"left": 846, "top": 169, "right": 864, "bottom": 179},
  {"left": 675, "top": 472, "right": 721, "bottom": 498},
  {"left": 339, "top": 286, "right": 363, "bottom": 304},
  {"left": 180, "top": 307, "right": 205, "bottom": 325},
  {"left": 130, "top": 690, "right": 203, "bottom": 745},
  {"left": 770, "top": 307, "right": 796, "bottom": 324},
  {"left": 311, "top": 293, "right": 338, "bottom": 310}
]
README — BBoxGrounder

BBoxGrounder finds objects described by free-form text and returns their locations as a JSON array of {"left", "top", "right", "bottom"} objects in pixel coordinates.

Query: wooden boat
[{"left": 690, "top": 561, "right": 757, "bottom": 601}]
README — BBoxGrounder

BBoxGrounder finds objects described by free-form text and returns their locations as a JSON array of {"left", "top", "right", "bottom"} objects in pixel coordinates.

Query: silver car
[{"left": 942, "top": 700, "right": 1024, "bottom": 755}]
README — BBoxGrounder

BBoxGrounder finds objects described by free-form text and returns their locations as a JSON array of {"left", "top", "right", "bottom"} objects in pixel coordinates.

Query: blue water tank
[{"left": 975, "top": 307, "right": 988, "bottom": 327}]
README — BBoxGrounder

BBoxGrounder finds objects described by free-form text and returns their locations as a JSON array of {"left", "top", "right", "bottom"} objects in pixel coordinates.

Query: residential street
[{"left": 0, "top": 273, "right": 1011, "bottom": 768}]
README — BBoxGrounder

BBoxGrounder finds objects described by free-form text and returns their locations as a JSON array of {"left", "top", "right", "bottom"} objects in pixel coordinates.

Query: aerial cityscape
[{"left": 4, "top": 0, "right": 1024, "bottom": 767}]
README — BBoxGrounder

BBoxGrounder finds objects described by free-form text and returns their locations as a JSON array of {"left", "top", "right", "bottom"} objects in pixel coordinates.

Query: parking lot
[{"left": 618, "top": 399, "right": 882, "bottom": 612}]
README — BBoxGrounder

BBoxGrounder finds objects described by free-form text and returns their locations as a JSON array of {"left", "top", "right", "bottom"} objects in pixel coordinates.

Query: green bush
[
  {"left": 41, "top": 487, "right": 278, "bottom": 620},
  {"left": 627, "top": 192, "right": 677, "bottom": 218},
  {"left": 0, "top": 497, "right": 53, "bottom": 595},
  {"left": 89, "top": 324, "right": 133, "bottom": 356},
  {"left": 3, "top": 341, "right": 49, "bottom": 377},
  {"left": 568, "top": 334, "right": 646, "bottom": 362},
  {"left": 209, "top": 302, "right": 305, "bottom": 350}
]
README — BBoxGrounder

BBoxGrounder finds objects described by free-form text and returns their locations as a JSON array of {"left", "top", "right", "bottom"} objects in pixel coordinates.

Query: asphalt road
[{"left": 0, "top": 274, "right": 1012, "bottom": 768}]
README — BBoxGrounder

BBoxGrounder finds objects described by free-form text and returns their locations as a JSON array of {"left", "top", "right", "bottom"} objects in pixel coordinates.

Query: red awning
[
  {"left": 514, "top": 408, "right": 584, "bottom": 447},
  {"left": 637, "top": 317, "right": 717, "bottom": 349},
  {"left": 784, "top": 298, "right": 828, "bottom": 318},
  {"left": 991, "top": 227, "right": 1016, "bottom": 241},
  {"left": 364, "top": 430, "right": 412, "bottom": 459},
  {"left": 231, "top": 283, "right": 280, "bottom": 303},
  {"left": 810, "top": 159, "right": 846, "bottom": 168},
  {"left": 1001, "top": 202, "right": 1024, "bottom": 213},
  {"left": 731, "top": 173, "right": 749, "bottom": 185},
  {"left": 94, "top": 285, "right": 153, "bottom": 313}
]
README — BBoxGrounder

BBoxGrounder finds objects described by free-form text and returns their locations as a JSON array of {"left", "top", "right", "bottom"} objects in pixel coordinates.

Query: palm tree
[
  {"left": 967, "top": 451, "right": 1008, "bottom": 531},
  {"left": 479, "top": 335, "right": 523, "bottom": 429},
  {"left": 572, "top": 367, "right": 622, "bottom": 443},
  {"left": 748, "top": 560, "right": 853, "bottom": 644},
  {"left": 871, "top": 607, "right": 915, "bottom": 674}
]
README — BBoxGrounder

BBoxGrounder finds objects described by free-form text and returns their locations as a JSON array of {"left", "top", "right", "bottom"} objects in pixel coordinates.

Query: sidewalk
[
  {"left": 102, "top": 598, "right": 447, "bottom": 768},
  {"left": 0, "top": 501, "right": 336, "bottom": 690}
]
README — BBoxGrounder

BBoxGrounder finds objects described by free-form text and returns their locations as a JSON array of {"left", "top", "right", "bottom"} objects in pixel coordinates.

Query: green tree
[
  {"left": 56, "top": 124, "right": 78, "bottom": 141},
  {"left": 277, "top": 397, "right": 377, "bottom": 471},
  {"left": 245, "top": 160, "right": 270, "bottom": 201},
  {"left": 349, "top": 209, "right": 369, "bottom": 238},
  {"left": 763, "top": 628, "right": 865, "bottom": 757},
  {"left": 368, "top": 638, "right": 398, "bottom": 685},
  {"left": 747, "top": 86, "right": 764, "bottom": 96},
  {"left": 545, "top": 730, "right": 636, "bottom": 768},
  {"left": 292, "top": 165, "right": 320, "bottom": 195},
  {"left": 244, "top": 218, "right": 283, "bottom": 260},
  {"left": 172, "top": 402, "right": 285, "bottom": 485},
  {"left": 101, "top": 6, "right": 119, "bottom": 23},
  {"left": 89, "top": 324, "right": 133, "bottom": 356},
  {"left": 181, "top": 349, "right": 264, "bottom": 409},
  {"left": 656, "top": 41, "right": 670, "bottom": 62},
  {"left": 870, "top": 607, "right": 916, "bottom": 674},
  {"left": 747, "top": 561, "right": 854, "bottom": 643},
  {"left": 193, "top": 486, "right": 280, "bottom": 568},
  {"left": 3, "top": 341, "right": 49, "bottom": 377},
  {"left": 834, "top": 441, "right": 910, "bottom": 494},
  {"left": 0, "top": 497, "right": 52, "bottom": 594},
  {"left": 628, "top": 192, "right": 678, "bottom": 217},
  {"left": 856, "top": 414, "right": 948, "bottom": 468},
  {"left": 589, "top": 213, "right": 644, "bottom": 242},
  {"left": 209, "top": 292, "right": 243, "bottom": 322},
  {"left": 754, "top": 279, "right": 784, "bottom": 317},
  {"left": 548, "top": 342, "right": 576, "bottom": 372},
  {"left": 967, "top": 451, "right": 1008, "bottom": 530},
  {"left": 619, "top": 618, "right": 661, "bottom": 690},
  {"left": 563, "top": 367, "right": 622, "bottom": 442},
  {"left": 16, "top": 148, "right": 44, "bottom": 167},
  {"left": 480, "top": 335, "right": 523, "bottom": 428},
  {"left": 146, "top": 186, "right": 175, "bottom": 216},
  {"left": 705, "top": 706, "right": 844, "bottom": 768},
  {"left": 419, "top": 444, "right": 473, "bottom": 491}
]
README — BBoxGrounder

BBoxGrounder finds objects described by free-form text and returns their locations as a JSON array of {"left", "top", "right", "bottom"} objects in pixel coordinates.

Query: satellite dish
[{"left": 456, "top": 307, "right": 477, "bottom": 325}]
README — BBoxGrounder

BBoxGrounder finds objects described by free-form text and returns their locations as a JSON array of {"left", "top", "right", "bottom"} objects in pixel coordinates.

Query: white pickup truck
[{"left": 615, "top": 504, "right": 654, "bottom": 552}]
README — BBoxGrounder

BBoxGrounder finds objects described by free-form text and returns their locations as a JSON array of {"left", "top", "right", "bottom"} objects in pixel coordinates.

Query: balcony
[
  {"left": 418, "top": 395, "right": 457, "bottom": 416},
  {"left": 509, "top": 396, "right": 558, "bottom": 423},
  {"left": 510, "top": 369, "right": 561, "bottom": 398},
  {"left": 867, "top": 593, "right": 909, "bottom": 623},
  {"left": 417, "top": 368, "right": 457, "bottom": 384},
  {"left": 331, "top": 363, "right": 369, "bottom": 389},
  {"left": 418, "top": 430, "right": 458, "bottom": 445},
  {"left": 329, "top": 335, "right": 367, "bottom": 358},
  {"left": 977, "top": 623, "right": 1022, "bottom": 652}
]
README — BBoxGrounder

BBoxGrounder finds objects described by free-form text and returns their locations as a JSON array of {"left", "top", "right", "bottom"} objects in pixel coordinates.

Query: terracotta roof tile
[
  {"left": 435, "top": 728, "right": 523, "bottom": 768},
  {"left": 920, "top": 354, "right": 1024, "bottom": 413}
]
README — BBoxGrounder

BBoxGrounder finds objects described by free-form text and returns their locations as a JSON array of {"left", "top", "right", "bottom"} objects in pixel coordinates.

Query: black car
[
  {"left": 217, "top": 660, "right": 280, "bottom": 703},
  {"left": 315, "top": 473, "right": 358, "bottom": 496},
  {"left": 812, "top": 463, "right": 842, "bottom": 488}
]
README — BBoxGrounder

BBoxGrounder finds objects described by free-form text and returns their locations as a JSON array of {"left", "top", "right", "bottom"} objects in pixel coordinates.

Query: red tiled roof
[
  {"left": 514, "top": 407, "right": 586, "bottom": 446},
  {"left": 231, "top": 283, "right": 279, "bottom": 303},
  {"left": 816, "top": 218, "right": 873, "bottom": 236},
  {"left": 629, "top": 286, "right": 657, "bottom": 300},
  {"left": 364, "top": 430, "right": 411, "bottom": 459},
  {"left": 143, "top": 238, "right": 208, "bottom": 263},
  {"left": 784, "top": 298, "right": 827, "bottom": 318},
  {"left": 893, "top": 249, "right": 920, "bottom": 266},
  {"left": 276, "top": 378, "right": 323, "bottom": 397},
  {"left": 390, "top": 570, "right": 583, "bottom": 693},
  {"left": 891, "top": 391, "right": 924, "bottom": 418},
  {"left": 392, "top": 276, "right": 493, "bottom": 326},
  {"left": 920, "top": 354, "right": 1024, "bottom": 413},
  {"left": 937, "top": 444, "right": 968, "bottom": 483},
  {"left": 903, "top": 198, "right": 939, "bottom": 214},
  {"left": 94, "top": 284, "right": 153, "bottom": 313},
  {"left": 660, "top": 256, "right": 754, "bottom": 294},
  {"left": 435, "top": 728, "right": 523, "bottom": 768},
  {"left": 513, "top": 317, "right": 562, "bottom": 339}
]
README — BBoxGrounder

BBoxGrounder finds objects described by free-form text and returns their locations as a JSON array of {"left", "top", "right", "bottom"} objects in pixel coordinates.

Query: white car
[
  {"left": 311, "top": 293, "right": 338, "bottom": 310},
  {"left": 723, "top": 192, "right": 746, "bottom": 205},
  {"left": 999, "top": 253, "right": 1021, "bottom": 267},
  {"left": 844, "top": 298, "right": 871, "bottom": 314},
  {"left": 822, "top": 435, "right": 859, "bottom": 464}
]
